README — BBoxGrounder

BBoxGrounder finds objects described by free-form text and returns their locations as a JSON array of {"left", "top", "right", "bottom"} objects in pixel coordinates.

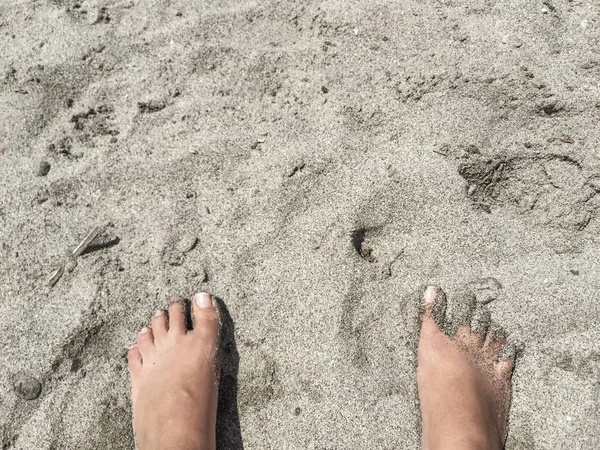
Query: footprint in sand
[
  {"left": 458, "top": 153, "right": 600, "bottom": 231},
  {"left": 468, "top": 277, "right": 503, "bottom": 305}
]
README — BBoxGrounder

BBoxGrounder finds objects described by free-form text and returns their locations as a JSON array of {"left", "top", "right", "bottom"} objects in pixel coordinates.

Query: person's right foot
[
  {"left": 128, "top": 292, "right": 220, "bottom": 450},
  {"left": 417, "top": 286, "right": 515, "bottom": 450}
]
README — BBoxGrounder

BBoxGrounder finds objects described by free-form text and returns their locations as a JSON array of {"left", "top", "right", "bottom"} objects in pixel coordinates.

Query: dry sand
[{"left": 1, "top": 0, "right": 600, "bottom": 448}]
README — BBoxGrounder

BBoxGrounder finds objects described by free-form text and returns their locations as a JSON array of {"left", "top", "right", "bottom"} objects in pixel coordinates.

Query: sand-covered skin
[{"left": 1, "top": 0, "right": 600, "bottom": 448}]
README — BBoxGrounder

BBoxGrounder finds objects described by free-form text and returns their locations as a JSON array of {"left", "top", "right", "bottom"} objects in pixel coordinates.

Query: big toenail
[
  {"left": 194, "top": 292, "right": 213, "bottom": 308},
  {"left": 424, "top": 286, "right": 437, "bottom": 304},
  {"left": 140, "top": 327, "right": 150, "bottom": 334}
]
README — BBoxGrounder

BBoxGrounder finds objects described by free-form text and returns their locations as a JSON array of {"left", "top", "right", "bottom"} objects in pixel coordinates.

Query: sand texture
[{"left": 1, "top": 0, "right": 600, "bottom": 448}]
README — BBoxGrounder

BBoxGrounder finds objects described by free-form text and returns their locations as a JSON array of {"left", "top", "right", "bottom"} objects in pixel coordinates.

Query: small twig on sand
[
  {"left": 47, "top": 267, "right": 64, "bottom": 288},
  {"left": 72, "top": 226, "right": 101, "bottom": 258},
  {"left": 47, "top": 225, "right": 101, "bottom": 288}
]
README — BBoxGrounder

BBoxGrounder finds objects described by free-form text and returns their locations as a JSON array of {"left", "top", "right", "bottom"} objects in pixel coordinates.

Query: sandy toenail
[
  {"left": 194, "top": 292, "right": 213, "bottom": 308},
  {"left": 154, "top": 310, "right": 164, "bottom": 317},
  {"left": 424, "top": 286, "right": 437, "bottom": 304},
  {"left": 140, "top": 327, "right": 150, "bottom": 333}
]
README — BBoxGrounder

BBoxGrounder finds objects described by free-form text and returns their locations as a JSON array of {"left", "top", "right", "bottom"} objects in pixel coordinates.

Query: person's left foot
[
  {"left": 417, "top": 286, "right": 514, "bottom": 450},
  {"left": 128, "top": 292, "right": 220, "bottom": 450}
]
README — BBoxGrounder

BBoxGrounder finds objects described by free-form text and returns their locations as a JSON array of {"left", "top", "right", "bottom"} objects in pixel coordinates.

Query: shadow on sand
[{"left": 215, "top": 297, "right": 243, "bottom": 450}]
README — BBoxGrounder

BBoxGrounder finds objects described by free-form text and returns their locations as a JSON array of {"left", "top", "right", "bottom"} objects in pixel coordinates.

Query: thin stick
[
  {"left": 47, "top": 267, "right": 64, "bottom": 287},
  {"left": 48, "top": 225, "right": 101, "bottom": 288},
  {"left": 72, "top": 226, "right": 101, "bottom": 258}
]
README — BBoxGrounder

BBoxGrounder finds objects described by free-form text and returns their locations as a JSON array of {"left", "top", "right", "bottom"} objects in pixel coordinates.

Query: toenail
[
  {"left": 424, "top": 286, "right": 437, "bottom": 304},
  {"left": 194, "top": 292, "right": 213, "bottom": 308},
  {"left": 154, "top": 309, "right": 164, "bottom": 317},
  {"left": 140, "top": 327, "right": 150, "bottom": 334}
]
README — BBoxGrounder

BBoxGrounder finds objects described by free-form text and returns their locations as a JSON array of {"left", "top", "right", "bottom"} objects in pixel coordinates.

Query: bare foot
[
  {"left": 128, "top": 293, "right": 220, "bottom": 450},
  {"left": 417, "top": 286, "right": 515, "bottom": 450}
]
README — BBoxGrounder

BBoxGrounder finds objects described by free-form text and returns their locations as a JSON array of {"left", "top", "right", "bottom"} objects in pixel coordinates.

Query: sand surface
[{"left": 1, "top": 0, "right": 600, "bottom": 448}]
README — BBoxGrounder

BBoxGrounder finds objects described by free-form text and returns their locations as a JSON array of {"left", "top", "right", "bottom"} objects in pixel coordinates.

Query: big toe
[
  {"left": 420, "top": 285, "right": 447, "bottom": 339},
  {"left": 191, "top": 292, "right": 220, "bottom": 343}
]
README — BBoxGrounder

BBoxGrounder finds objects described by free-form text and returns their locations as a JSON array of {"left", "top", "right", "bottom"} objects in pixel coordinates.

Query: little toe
[
  {"left": 168, "top": 301, "right": 187, "bottom": 334},
  {"left": 191, "top": 292, "right": 220, "bottom": 343},
  {"left": 137, "top": 327, "right": 155, "bottom": 358},
  {"left": 496, "top": 342, "right": 517, "bottom": 378},
  {"left": 127, "top": 345, "right": 143, "bottom": 375},
  {"left": 151, "top": 309, "right": 168, "bottom": 342}
]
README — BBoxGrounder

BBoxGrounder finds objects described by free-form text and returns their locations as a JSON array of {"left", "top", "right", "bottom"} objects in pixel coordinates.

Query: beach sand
[{"left": 1, "top": 0, "right": 599, "bottom": 448}]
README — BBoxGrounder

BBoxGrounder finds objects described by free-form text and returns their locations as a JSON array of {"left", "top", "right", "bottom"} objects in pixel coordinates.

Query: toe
[
  {"left": 418, "top": 286, "right": 457, "bottom": 370},
  {"left": 496, "top": 358, "right": 515, "bottom": 378},
  {"left": 454, "top": 324, "right": 480, "bottom": 348},
  {"left": 444, "top": 285, "right": 477, "bottom": 334},
  {"left": 484, "top": 337, "right": 503, "bottom": 358},
  {"left": 496, "top": 342, "right": 517, "bottom": 378},
  {"left": 484, "top": 323, "right": 506, "bottom": 359},
  {"left": 151, "top": 309, "right": 168, "bottom": 342},
  {"left": 191, "top": 292, "right": 220, "bottom": 343},
  {"left": 137, "top": 327, "right": 155, "bottom": 358},
  {"left": 470, "top": 304, "right": 491, "bottom": 347},
  {"left": 127, "top": 345, "right": 143, "bottom": 375},
  {"left": 168, "top": 301, "right": 187, "bottom": 334}
]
